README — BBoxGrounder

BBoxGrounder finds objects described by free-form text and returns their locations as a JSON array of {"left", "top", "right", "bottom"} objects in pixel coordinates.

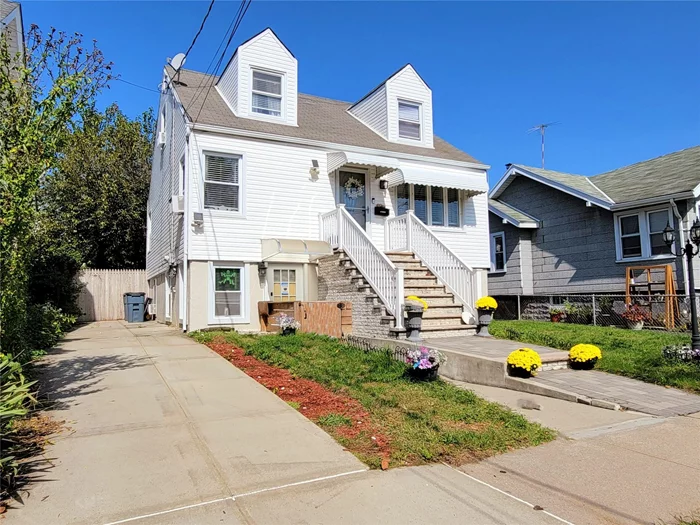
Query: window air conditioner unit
[
  {"left": 171, "top": 195, "right": 184, "bottom": 214},
  {"left": 158, "top": 130, "right": 166, "bottom": 146}
]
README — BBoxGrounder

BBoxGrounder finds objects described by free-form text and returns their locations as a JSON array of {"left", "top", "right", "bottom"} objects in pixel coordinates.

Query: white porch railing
[
  {"left": 386, "top": 210, "right": 478, "bottom": 319},
  {"left": 320, "top": 205, "right": 405, "bottom": 329}
]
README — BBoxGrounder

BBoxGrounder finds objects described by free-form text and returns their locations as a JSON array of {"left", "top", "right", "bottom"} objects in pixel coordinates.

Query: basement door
[{"left": 338, "top": 170, "right": 367, "bottom": 230}]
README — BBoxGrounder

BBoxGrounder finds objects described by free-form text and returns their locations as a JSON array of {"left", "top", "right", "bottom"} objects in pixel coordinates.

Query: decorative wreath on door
[{"left": 343, "top": 176, "right": 365, "bottom": 199}]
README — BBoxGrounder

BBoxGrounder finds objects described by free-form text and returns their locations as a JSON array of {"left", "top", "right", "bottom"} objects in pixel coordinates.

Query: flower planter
[
  {"left": 405, "top": 303, "right": 424, "bottom": 342},
  {"left": 569, "top": 357, "right": 597, "bottom": 370},
  {"left": 407, "top": 365, "right": 439, "bottom": 381},
  {"left": 281, "top": 327, "right": 297, "bottom": 336},
  {"left": 477, "top": 308, "right": 494, "bottom": 337},
  {"left": 507, "top": 364, "right": 534, "bottom": 379},
  {"left": 550, "top": 313, "right": 565, "bottom": 323},
  {"left": 626, "top": 320, "right": 644, "bottom": 331}
]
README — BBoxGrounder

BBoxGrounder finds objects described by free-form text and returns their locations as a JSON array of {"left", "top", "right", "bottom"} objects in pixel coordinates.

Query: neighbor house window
[
  {"left": 213, "top": 267, "right": 242, "bottom": 318},
  {"left": 395, "top": 184, "right": 461, "bottom": 227},
  {"left": 398, "top": 100, "right": 421, "bottom": 140},
  {"left": 204, "top": 153, "right": 240, "bottom": 211},
  {"left": 490, "top": 232, "right": 506, "bottom": 272},
  {"left": 251, "top": 70, "right": 282, "bottom": 117},
  {"left": 272, "top": 269, "right": 297, "bottom": 302},
  {"left": 615, "top": 207, "right": 673, "bottom": 260}
]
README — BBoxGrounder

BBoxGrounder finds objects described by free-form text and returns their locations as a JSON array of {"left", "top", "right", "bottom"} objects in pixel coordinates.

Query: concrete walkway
[{"left": 10, "top": 321, "right": 568, "bottom": 525}]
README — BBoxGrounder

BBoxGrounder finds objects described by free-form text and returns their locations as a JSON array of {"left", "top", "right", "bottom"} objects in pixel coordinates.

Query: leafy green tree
[
  {"left": 0, "top": 26, "right": 112, "bottom": 355},
  {"left": 41, "top": 104, "right": 155, "bottom": 269}
]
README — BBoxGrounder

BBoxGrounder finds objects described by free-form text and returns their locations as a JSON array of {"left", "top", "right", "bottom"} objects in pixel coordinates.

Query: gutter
[
  {"left": 190, "top": 122, "right": 490, "bottom": 172},
  {"left": 670, "top": 198, "right": 690, "bottom": 296},
  {"left": 611, "top": 191, "right": 694, "bottom": 211}
]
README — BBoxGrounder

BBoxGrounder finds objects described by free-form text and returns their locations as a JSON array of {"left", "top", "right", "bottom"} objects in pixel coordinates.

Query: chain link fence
[{"left": 492, "top": 294, "right": 700, "bottom": 332}]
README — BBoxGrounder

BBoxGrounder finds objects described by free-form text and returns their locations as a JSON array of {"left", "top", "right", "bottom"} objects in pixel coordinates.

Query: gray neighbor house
[{"left": 487, "top": 145, "right": 700, "bottom": 317}]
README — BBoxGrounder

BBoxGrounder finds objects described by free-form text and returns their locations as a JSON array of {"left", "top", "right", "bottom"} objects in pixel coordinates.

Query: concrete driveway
[{"left": 9, "top": 322, "right": 568, "bottom": 525}]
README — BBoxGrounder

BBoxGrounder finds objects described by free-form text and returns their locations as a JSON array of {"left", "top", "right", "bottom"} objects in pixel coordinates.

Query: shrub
[
  {"left": 476, "top": 296, "right": 498, "bottom": 310},
  {"left": 506, "top": 348, "right": 542, "bottom": 375},
  {"left": 569, "top": 344, "right": 602, "bottom": 363},
  {"left": 25, "top": 303, "right": 76, "bottom": 358},
  {"left": 622, "top": 304, "right": 651, "bottom": 323}
]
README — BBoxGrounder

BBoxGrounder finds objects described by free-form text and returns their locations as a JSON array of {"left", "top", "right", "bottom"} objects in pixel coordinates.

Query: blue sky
[{"left": 22, "top": 1, "right": 700, "bottom": 185}]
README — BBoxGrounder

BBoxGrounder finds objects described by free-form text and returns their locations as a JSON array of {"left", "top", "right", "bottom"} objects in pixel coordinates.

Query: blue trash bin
[{"left": 123, "top": 292, "right": 146, "bottom": 323}]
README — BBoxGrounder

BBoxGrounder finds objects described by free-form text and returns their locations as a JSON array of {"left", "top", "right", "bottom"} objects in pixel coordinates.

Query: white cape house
[{"left": 146, "top": 28, "right": 491, "bottom": 337}]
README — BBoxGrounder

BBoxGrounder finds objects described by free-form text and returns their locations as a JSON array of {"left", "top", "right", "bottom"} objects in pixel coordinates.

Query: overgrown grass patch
[
  {"left": 490, "top": 321, "right": 700, "bottom": 392},
  {"left": 193, "top": 331, "right": 555, "bottom": 468}
]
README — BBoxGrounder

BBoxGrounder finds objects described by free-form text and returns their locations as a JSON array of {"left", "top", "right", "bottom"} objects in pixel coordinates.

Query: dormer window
[
  {"left": 398, "top": 100, "right": 421, "bottom": 140},
  {"left": 251, "top": 70, "right": 283, "bottom": 117}
]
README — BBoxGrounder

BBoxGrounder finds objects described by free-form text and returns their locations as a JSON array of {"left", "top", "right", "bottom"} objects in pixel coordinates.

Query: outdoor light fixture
[
  {"left": 309, "top": 159, "right": 320, "bottom": 179},
  {"left": 664, "top": 220, "right": 700, "bottom": 353}
]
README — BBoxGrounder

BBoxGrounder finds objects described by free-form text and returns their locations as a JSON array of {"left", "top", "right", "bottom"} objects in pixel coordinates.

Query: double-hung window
[
  {"left": 490, "top": 232, "right": 506, "bottom": 272},
  {"left": 616, "top": 207, "right": 673, "bottom": 260},
  {"left": 204, "top": 153, "right": 240, "bottom": 211},
  {"left": 398, "top": 100, "right": 421, "bottom": 140},
  {"left": 251, "top": 70, "right": 283, "bottom": 117},
  {"left": 395, "top": 183, "right": 461, "bottom": 227},
  {"left": 213, "top": 266, "right": 242, "bottom": 319}
]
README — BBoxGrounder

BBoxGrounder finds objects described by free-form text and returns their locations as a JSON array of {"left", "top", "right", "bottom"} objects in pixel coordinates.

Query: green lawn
[
  {"left": 193, "top": 331, "right": 555, "bottom": 468},
  {"left": 490, "top": 320, "right": 700, "bottom": 392}
]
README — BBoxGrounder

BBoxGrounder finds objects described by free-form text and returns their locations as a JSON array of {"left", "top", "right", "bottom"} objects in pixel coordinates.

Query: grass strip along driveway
[
  {"left": 193, "top": 331, "right": 555, "bottom": 469},
  {"left": 490, "top": 320, "right": 700, "bottom": 393}
]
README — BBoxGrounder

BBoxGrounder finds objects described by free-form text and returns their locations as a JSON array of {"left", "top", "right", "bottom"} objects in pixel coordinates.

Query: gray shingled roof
[
  {"left": 170, "top": 67, "right": 482, "bottom": 164},
  {"left": 590, "top": 145, "right": 700, "bottom": 203},
  {"left": 488, "top": 199, "right": 539, "bottom": 227},
  {"left": 1, "top": 1, "right": 19, "bottom": 19},
  {"left": 510, "top": 165, "right": 613, "bottom": 204}
]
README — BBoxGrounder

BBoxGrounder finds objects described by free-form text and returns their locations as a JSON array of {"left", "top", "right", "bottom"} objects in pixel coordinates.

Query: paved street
[{"left": 9, "top": 321, "right": 567, "bottom": 525}]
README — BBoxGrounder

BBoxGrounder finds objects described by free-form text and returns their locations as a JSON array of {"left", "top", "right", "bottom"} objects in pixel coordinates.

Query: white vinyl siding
[
  {"left": 216, "top": 52, "right": 239, "bottom": 114},
  {"left": 348, "top": 84, "right": 387, "bottom": 138},
  {"left": 385, "top": 66, "right": 433, "bottom": 148},
  {"left": 251, "top": 70, "right": 283, "bottom": 117},
  {"left": 490, "top": 232, "right": 506, "bottom": 273},
  {"left": 614, "top": 207, "right": 674, "bottom": 261},
  {"left": 398, "top": 100, "right": 421, "bottom": 141},
  {"left": 394, "top": 183, "right": 462, "bottom": 228},
  {"left": 204, "top": 153, "right": 241, "bottom": 211}
]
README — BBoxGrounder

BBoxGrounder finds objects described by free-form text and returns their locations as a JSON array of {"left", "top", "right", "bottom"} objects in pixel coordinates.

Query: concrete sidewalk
[{"left": 10, "top": 321, "right": 569, "bottom": 525}]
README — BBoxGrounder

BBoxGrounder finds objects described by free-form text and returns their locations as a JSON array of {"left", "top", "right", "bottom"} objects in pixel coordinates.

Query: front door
[{"left": 339, "top": 170, "right": 367, "bottom": 229}]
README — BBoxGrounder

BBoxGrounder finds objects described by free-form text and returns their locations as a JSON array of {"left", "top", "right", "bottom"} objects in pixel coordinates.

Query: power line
[
  {"left": 193, "top": 0, "right": 252, "bottom": 124},
  {"left": 183, "top": 0, "right": 216, "bottom": 60},
  {"left": 114, "top": 77, "right": 160, "bottom": 94}
]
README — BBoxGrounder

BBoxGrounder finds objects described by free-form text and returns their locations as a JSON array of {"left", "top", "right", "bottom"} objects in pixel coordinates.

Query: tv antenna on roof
[{"left": 527, "top": 122, "right": 559, "bottom": 169}]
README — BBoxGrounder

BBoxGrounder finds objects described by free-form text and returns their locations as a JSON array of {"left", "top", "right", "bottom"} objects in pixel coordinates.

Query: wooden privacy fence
[
  {"left": 77, "top": 269, "right": 147, "bottom": 322},
  {"left": 258, "top": 301, "right": 353, "bottom": 338}
]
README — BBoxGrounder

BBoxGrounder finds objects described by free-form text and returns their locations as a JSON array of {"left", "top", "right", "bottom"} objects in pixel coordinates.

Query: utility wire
[
  {"left": 193, "top": 0, "right": 252, "bottom": 124},
  {"left": 183, "top": 0, "right": 216, "bottom": 60},
  {"left": 114, "top": 77, "right": 160, "bottom": 93}
]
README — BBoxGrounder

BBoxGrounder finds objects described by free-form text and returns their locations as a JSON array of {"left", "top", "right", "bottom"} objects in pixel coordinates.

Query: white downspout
[
  {"left": 670, "top": 198, "right": 690, "bottom": 296},
  {"left": 182, "top": 128, "right": 191, "bottom": 332}
]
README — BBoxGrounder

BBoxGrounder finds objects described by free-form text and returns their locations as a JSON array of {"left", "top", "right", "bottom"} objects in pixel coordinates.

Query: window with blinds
[
  {"left": 398, "top": 100, "right": 421, "bottom": 140},
  {"left": 204, "top": 154, "right": 240, "bottom": 211},
  {"left": 395, "top": 184, "right": 461, "bottom": 228},
  {"left": 251, "top": 70, "right": 282, "bottom": 117}
]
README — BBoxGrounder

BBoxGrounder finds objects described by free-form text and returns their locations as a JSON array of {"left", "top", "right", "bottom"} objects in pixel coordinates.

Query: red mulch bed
[{"left": 207, "top": 338, "right": 392, "bottom": 465}]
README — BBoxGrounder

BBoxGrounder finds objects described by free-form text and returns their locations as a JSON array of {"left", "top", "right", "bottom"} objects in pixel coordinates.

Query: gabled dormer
[
  {"left": 216, "top": 28, "right": 298, "bottom": 126},
  {"left": 348, "top": 64, "right": 433, "bottom": 149}
]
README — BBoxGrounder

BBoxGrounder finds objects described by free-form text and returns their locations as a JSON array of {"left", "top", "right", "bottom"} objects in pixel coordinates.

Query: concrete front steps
[{"left": 385, "top": 252, "right": 476, "bottom": 339}]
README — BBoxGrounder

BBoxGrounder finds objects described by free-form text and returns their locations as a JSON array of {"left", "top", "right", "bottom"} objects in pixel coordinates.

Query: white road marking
[
  {"left": 233, "top": 468, "right": 368, "bottom": 498},
  {"left": 442, "top": 462, "right": 577, "bottom": 525},
  {"left": 101, "top": 496, "right": 234, "bottom": 525}
]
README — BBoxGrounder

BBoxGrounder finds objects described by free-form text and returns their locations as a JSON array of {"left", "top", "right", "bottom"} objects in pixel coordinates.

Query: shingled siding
[
  {"left": 487, "top": 215, "right": 523, "bottom": 295},
  {"left": 497, "top": 177, "right": 683, "bottom": 294}
]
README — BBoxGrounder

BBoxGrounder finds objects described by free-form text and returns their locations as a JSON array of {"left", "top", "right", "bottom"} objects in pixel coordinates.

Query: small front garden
[
  {"left": 193, "top": 331, "right": 555, "bottom": 469},
  {"left": 490, "top": 320, "right": 700, "bottom": 392}
]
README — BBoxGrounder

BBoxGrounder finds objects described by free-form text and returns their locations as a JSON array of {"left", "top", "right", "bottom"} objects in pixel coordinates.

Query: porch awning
[
  {"left": 261, "top": 239, "right": 332, "bottom": 260},
  {"left": 383, "top": 166, "right": 489, "bottom": 194},
  {"left": 327, "top": 151, "right": 401, "bottom": 175}
]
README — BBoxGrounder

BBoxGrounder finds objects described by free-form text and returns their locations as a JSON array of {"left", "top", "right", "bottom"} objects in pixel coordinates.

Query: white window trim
[
  {"left": 397, "top": 99, "right": 422, "bottom": 142},
  {"left": 202, "top": 150, "right": 245, "bottom": 216},
  {"left": 164, "top": 273, "right": 172, "bottom": 320},
  {"left": 490, "top": 232, "right": 506, "bottom": 274},
  {"left": 614, "top": 206, "right": 675, "bottom": 262},
  {"left": 394, "top": 184, "right": 462, "bottom": 228},
  {"left": 250, "top": 67, "right": 285, "bottom": 121},
  {"left": 178, "top": 155, "right": 185, "bottom": 197},
  {"left": 208, "top": 262, "right": 249, "bottom": 325}
]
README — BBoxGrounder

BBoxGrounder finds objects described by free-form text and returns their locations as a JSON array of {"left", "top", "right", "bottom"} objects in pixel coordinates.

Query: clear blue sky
[{"left": 22, "top": 1, "right": 700, "bottom": 185}]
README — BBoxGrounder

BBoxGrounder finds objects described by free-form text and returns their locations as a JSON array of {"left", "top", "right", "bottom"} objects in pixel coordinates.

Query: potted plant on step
[
  {"left": 406, "top": 346, "right": 443, "bottom": 381},
  {"left": 568, "top": 344, "right": 602, "bottom": 370},
  {"left": 506, "top": 348, "right": 542, "bottom": 378},
  {"left": 549, "top": 306, "right": 565, "bottom": 323},
  {"left": 277, "top": 312, "right": 301, "bottom": 336},
  {"left": 475, "top": 296, "right": 498, "bottom": 336},
  {"left": 621, "top": 304, "right": 650, "bottom": 330},
  {"left": 405, "top": 295, "right": 428, "bottom": 342}
]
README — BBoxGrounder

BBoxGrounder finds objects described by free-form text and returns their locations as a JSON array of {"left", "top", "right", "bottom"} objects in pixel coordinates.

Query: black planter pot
[
  {"left": 407, "top": 365, "right": 439, "bottom": 381},
  {"left": 405, "top": 303, "right": 424, "bottom": 342},
  {"left": 569, "top": 358, "right": 597, "bottom": 370},
  {"left": 477, "top": 308, "right": 494, "bottom": 337},
  {"left": 281, "top": 327, "right": 297, "bottom": 336},
  {"left": 507, "top": 364, "right": 534, "bottom": 378}
]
